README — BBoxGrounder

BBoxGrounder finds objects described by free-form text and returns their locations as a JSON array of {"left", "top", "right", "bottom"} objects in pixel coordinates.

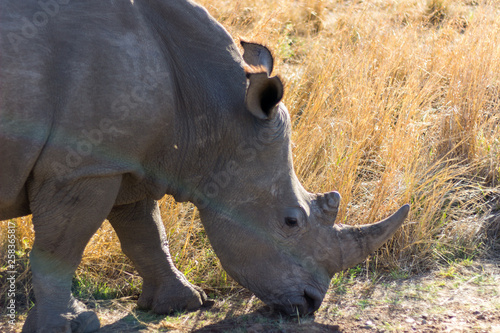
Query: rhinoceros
[{"left": 0, "top": 0, "right": 409, "bottom": 331}]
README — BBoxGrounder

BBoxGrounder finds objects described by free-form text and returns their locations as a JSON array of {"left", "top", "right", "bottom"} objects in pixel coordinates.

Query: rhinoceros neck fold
[{"left": 130, "top": 0, "right": 255, "bottom": 204}]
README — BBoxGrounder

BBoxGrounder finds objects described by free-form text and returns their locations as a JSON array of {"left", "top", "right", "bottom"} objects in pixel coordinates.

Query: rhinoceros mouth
[{"left": 273, "top": 286, "right": 324, "bottom": 316}]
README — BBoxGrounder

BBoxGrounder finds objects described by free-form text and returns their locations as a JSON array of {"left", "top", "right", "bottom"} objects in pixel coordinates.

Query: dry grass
[{"left": 1, "top": 0, "right": 499, "bottom": 309}]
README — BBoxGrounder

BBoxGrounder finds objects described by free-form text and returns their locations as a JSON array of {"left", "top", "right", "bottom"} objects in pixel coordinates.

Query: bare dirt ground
[{"left": 3, "top": 258, "right": 498, "bottom": 333}]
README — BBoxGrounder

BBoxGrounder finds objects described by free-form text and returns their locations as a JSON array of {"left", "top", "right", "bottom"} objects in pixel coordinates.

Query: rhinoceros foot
[
  {"left": 137, "top": 271, "right": 207, "bottom": 315},
  {"left": 22, "top": 298, "right": 100, "bottom": 333}
]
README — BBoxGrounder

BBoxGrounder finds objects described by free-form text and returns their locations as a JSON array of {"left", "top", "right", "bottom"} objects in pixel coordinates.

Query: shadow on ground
[{"left": 98, "top": 294, "right": 341, "bottom": 332}]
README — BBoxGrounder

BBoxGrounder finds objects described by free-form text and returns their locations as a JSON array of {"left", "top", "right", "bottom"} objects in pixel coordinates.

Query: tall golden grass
[{"left": 1, "top": 0, "right": 499, "bottom": 304}]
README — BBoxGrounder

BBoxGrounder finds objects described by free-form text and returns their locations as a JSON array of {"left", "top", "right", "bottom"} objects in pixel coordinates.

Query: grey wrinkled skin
[{"left": 0, "top": 0, "right": 409, "bottom": 331}]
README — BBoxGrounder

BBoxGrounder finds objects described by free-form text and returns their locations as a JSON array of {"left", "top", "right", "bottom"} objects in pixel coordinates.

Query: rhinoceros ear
[
  {"left": 241, "top": 41, "right": 283, "bottom": 120},
  {"left": 241, "top": 40, "right": 274, "bottom": 75},
  {"left": 245, "top": 71, "right": 283, "bottom": 120}
]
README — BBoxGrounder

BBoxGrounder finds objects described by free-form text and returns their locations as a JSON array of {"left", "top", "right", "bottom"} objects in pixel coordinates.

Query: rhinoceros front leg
[
  {"left": 107, "top": 198, "right": 206, "bottom": 314},
  {"left": 23, "top": 176, "right": 122, "bottom": 333}
]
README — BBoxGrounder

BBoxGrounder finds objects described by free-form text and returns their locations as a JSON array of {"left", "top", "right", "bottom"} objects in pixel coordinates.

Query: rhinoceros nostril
[
  {"left": 281, "top": 288, "right": 323, "bottom": 316},
  {"left": 303, "top": 292, "right": 316, "bottom": 314},
  {"left": 303, "top": 287, "right": 323, "bottom": 314}
]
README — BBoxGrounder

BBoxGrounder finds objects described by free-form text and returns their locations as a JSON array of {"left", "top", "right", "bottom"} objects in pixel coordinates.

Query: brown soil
[{"left": 3, "top": 259, "right": 498, "bottom": 333}]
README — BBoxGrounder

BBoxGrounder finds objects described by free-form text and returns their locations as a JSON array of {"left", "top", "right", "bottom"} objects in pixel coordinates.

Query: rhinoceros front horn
[{"left": 326, "top": 204, "right": 410, "bottom": 276}]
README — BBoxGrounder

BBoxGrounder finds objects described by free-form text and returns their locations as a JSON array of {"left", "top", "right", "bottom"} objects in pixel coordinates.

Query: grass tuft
[{"left": 426, "top": 0, "right": 450, "bottom": 26}]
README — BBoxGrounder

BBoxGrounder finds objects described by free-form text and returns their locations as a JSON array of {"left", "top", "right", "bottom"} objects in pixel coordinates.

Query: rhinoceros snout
[
  {"left": 277, "top": 286, "right": 323, "bottom": 316},
  {"left": 303, "top": 286, "right": 323, "bottom": 314}
]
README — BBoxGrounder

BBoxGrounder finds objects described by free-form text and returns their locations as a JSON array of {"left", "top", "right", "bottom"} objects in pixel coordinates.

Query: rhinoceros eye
[{"left": 285, "top": 217, "right": 298, "bottom": 227}]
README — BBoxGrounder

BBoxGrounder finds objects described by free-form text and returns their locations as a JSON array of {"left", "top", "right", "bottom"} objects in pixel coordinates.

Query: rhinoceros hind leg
[
  {"left": 108, "top": 198, "right": 207, "bottom": 314},
  {"left": 24, "top": 176, "right": 122, "bottom": 332}
]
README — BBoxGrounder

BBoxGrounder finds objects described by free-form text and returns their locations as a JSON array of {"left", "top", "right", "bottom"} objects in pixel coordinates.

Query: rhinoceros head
[{"left": 194, "top": 42, "right": 409, "bottom": 315}]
